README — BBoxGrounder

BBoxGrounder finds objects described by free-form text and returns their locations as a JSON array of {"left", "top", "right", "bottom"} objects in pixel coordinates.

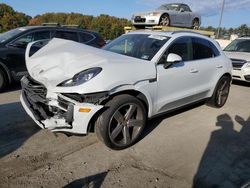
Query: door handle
[
  {"left": 216, "top": 65, "right": 223, "bottom": 68},
  {"left": 190, "top": 69, "right": 199, "bottom": 73}
]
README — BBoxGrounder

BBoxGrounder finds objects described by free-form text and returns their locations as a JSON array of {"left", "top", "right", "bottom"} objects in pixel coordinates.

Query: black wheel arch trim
[{"left": 0, "top": 62, "right": 12, "bottom": 84}]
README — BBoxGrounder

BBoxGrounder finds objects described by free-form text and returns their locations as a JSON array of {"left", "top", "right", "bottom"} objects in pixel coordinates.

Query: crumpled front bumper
[{"left": 20, "top": 76, "right": 103, "bottom": 134}]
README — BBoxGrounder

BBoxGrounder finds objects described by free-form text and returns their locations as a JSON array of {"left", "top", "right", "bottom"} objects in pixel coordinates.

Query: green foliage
[
  {"left": 29, "top": 13, "right": 131, "bottom": 39},
  {"left": 201, "top": 24, "right": 250, "bottom": 38},
  {"left": 0, "top": 3, "right": 30, "bottom": 32}
]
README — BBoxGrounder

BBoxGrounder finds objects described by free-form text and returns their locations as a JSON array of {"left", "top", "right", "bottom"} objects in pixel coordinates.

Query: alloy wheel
[
  {"left": 216, "top": 79, "right": 230, "bottom": 106},
  {"left": 108, "top": 103, "right": 144, "bottom": 147}
]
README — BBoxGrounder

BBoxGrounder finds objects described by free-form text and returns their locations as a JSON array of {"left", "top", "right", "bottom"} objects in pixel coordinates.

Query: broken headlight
[{"left": 58, "top": 67, "right": 102, "bottom": 87}]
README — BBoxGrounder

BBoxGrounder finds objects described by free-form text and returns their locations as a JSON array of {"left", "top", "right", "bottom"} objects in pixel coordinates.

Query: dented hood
[{"left": 25, "top": 38, "right": 156, "bottom": 93}]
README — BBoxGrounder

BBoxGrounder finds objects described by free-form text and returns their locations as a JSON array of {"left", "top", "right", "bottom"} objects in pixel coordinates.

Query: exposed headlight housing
[{"left": 58, "top": 67, "right": 102, "bottom": 87}]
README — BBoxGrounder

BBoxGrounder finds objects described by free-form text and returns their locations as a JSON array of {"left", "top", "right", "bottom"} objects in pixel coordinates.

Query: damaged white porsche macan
[{"left": 21, "top": 31, "right": 232, "bottom": 149}]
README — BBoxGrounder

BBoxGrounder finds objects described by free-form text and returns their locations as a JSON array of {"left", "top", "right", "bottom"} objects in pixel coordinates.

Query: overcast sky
[{"left": 2, "top": 0, "right": 250, "bottom": 28}]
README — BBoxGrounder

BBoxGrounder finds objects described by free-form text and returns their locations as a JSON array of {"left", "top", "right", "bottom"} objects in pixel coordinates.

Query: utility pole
[{"left": 217, "top": 0, "right": 226, "bottom": 38}]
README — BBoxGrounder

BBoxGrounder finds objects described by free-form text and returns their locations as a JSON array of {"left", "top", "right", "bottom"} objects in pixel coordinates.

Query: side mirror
[{"left": 164, "top": 53, "right": 182, "bottom": 69}]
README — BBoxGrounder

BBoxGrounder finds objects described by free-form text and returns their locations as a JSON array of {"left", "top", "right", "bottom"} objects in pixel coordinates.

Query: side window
[
  {"left": 209, "top": 41, "right": 220, "bottom": 57},
  {"left": 79, "top": 32, "right": 95, "bottom": 43},
  {"left": 182, "top": 5, "right": 191, "bottom": 12},
  {"left": 13, "top": 31, "right": 51, "bottom": 47},
  {"left": 13, "top": 33, "right": 33, "bottom": 46},
  {"left": 54, "top": 31, "right": 78, "bottom": 42},
  {"left": 33, "top": 31, "right": 50, "bottom": 41},
  {"left": 192, "top": 37, "right": 214, "bottom": 60},
  {"left": 165, "top": 37, "right": 192, "bottom": 61}
]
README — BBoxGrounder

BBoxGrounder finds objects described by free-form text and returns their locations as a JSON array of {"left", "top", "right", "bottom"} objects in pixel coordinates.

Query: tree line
[
  {"left": 1, "top": 3, "right": 250, "bottom": 39},
  {"left": 0, "top": 3, "right": 131, "bottom": 39}
]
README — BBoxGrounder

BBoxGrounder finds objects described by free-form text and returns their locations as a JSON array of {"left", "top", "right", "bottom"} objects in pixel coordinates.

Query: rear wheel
[
  {"left": 95, "top": 94, "right": 147, "bottom": 150},
  {"left": 0, "top": 69, "right": 7, "bottom": 92},
  {"left": 192, "top": 19, "right": 200, "bottom": 30},
  {"left": 207, "top": 76, "right": 231, "bottom": 108},
  {"left": 159, "top": 14, "right": 170, "bottom": 26}
]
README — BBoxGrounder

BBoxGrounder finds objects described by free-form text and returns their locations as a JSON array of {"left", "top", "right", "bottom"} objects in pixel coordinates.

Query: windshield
[
  {"left": 103, "top": 34, "right": 169, "bottom": 61},
  {"left": 224, "top": 39, "right": 250, "bottom": 53},
  {"left": 157, "top": 4, "right": 180, "bottom": 11},
  {"left": 0, "top": 28, "right": 24, "bottom": 43}
]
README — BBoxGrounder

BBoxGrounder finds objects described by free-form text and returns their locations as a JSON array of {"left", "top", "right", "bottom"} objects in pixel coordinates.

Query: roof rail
[
  {"left": 61, "top": 25, "right": 79, "bottom": 28},
  {"left": 42, "top": 23, "right": 60, "bottom": 26},
  {"left": 171, "top": 30, "right": 204, "bottom": 35}
]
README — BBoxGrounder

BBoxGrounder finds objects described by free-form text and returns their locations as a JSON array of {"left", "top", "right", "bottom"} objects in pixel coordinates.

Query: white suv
[
  {"left": 224, "top": 37, "right": 250, "bottom": 82},
  {"left": 21, "top": 31, "right": 232, "bottom": 150}
]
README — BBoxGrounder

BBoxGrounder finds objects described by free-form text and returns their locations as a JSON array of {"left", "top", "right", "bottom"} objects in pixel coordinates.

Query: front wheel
[
  {"left": 159, "top": 14, "right": 170, "bottom": 26},
  {"left": 95, "top": 94, "right": 147, "bottom": 150},
  {"left": 207, "top": 76, "right": 231, "bottom": 108}
]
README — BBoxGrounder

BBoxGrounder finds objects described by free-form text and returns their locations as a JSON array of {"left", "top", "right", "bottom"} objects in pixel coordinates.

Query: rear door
[{"left": 191, "top": 37, "right": 222, "bottom": 96}]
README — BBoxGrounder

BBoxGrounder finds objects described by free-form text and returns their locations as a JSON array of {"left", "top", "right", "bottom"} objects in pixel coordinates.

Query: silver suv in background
[
  {"left": 224, "top": 37, "right": 250, "bottom": 82},
  {"left": 132, "top": 3, "right": 201, "bottom": 29}
]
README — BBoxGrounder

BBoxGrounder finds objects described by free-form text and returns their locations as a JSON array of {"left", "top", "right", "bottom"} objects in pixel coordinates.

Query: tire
[
  {"left": 192, "top": 19, "right": 200, "bottom": 30},
  {"left": 207, "top": 76, "right": 231, "bottom": 108},
  {"left": 95, "top": 94, "right": 147, "bottom": 150},
  {"left": 159, "top": 14, "right": 170, "bottom": 26},
  {"left": 0, "top": 69, "right": 7, "bottom": 92}
]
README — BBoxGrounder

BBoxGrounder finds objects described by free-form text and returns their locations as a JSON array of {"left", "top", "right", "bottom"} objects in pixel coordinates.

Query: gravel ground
[{"left": 0, "top": 81, "right": 249, "bottom": 188}]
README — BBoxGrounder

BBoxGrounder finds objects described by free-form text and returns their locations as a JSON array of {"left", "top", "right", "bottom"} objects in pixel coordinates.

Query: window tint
[
  {"left": 167, "top": 37, "right": 192, "bottom": 61},
  {"left": 54, "top": 31, "right": 78, "bottom": 42},
  {"left": 79, "top": 32, "right": 95, "bottom": 43},
  {"left": 33, "top": 31, "right": 50, "bottom": 41},
  {"left": 14, "top": 33, "right": 33, "bottom": 45},
  {"left": 13, "top": 31, "right": 51, "bottom": 47},
  {"left": 192, "top": 37, "right": 214, "bottom": 60}
]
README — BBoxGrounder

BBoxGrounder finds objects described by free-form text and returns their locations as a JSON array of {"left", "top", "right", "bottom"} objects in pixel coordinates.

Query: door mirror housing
[
  {"left": 164, "top": 53, "right": 182, "bottom": 69},
  {"left": 180, "top": 8, "right": 185, "bottom": 12}
]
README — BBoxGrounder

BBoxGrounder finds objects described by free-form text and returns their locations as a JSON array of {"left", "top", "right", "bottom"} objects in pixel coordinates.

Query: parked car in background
[
  {"left": 21, "top": 31, "right": 231, "bottom": 150},
  {"left": 132, "top": 3, "right": 201, "bottom": 29},
  {"left": 0, "top": 25, "right": 105, "bottom": 91},
  {"left": 224, "top": 37, "right": 250, "bottom": 82}
]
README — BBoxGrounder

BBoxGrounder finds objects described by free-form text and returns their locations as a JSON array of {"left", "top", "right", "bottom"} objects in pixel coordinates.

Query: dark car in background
[{"left": 0, "top": 25, "right": 105, "bottom": 91}]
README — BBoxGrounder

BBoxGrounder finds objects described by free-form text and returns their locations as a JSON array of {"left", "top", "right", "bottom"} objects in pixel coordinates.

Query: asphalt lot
[{"left": 0, "top": 81, "right": 249, "bottom": 188}]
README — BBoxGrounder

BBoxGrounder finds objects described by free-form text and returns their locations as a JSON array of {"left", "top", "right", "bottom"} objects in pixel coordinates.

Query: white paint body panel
[{"left": 21, "top": 32, "right": 232, "bottom": 134}]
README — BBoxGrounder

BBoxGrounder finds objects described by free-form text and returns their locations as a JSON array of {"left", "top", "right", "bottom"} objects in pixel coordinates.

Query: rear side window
[
  {"left": 33, "top": 31, "right": 51, "bottom": 41},
  {"left": 192, "top": 37, "right": 217, "bottom": 60},
  {"left": 167, "top": 37, "right": 192, "bottom": 61},
  {"left": 54, "top": 31, "right": 78, "bottom": 42},
  {"left": 79, "top": 32, "right": 95, "bottom": 43}
]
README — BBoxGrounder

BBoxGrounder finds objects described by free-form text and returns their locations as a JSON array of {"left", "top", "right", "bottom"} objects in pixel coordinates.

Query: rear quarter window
[
  {"left": 79, "top": 32, "right": 95, "bottom": 43},
  {"left": 54, "top": 31, "right": 78, "bottom": 42}
]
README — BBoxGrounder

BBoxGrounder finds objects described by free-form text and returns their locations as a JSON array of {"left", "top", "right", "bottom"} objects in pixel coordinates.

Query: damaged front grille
[{"left": 21, "top": 76, "right": 47, "bottom": 103}]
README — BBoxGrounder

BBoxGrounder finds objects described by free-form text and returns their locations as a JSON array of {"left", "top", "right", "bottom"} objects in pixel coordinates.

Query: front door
[{"left": 156, "top": 36, "right": 199, "bottom": 113}]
